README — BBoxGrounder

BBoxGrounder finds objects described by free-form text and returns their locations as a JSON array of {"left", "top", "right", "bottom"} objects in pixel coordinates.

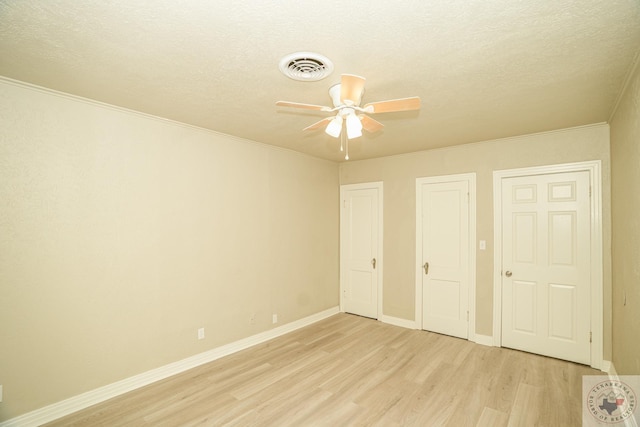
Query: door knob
[{"left": 505, "top": 270, "right": 512, "bottom": 277}]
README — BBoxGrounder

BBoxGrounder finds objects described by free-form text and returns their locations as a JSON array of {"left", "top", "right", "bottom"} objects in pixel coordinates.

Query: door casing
[
  {"left": 493, "top": 161, "right": 603, "bottom": 369},
  {"left": 415, "top": 173, "right": 477, "bottom": 341}
]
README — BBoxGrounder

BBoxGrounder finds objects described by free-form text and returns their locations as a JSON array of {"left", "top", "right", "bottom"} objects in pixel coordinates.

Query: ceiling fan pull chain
[{"left": 345, "top": 137, "right": 349, "bottom": 160}]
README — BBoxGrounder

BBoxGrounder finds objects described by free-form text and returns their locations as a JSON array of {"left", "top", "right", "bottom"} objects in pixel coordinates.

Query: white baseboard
[
  {"left": 0, "top": 306, "right": 340, "bottom": 427},
  {"left": 474, "top": 334, "right": 494, "bottom": 347},
  {"left": 379, "top": 314, "right": 417, "bottom": 329},
  {"left": 378, "top": 317, "right": 495, "bottom": 349}
]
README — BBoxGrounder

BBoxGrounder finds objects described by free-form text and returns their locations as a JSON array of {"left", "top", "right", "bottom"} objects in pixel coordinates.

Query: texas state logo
[{"left": 586, "top": 379, "right": 637, "bottom": 425}]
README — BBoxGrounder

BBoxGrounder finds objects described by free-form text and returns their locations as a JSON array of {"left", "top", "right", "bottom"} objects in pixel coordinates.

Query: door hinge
[
  {"left": 590, "top": 332, "right": 592, "bottom": 343},
  {"left": 589, "top": 186, "right": 592, "bottom": 197}
]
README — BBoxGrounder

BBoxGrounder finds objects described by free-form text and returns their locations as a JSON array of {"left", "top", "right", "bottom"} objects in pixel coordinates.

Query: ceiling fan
[{"left": 276, "top": 74, "right": 420, "bottom": 159}]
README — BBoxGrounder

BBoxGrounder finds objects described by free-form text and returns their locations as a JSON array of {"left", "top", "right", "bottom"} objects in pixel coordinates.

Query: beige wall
[
  {"left": 0, "top": 74, "right": 624, "bottom": 422},
  {"left": 610, "top": 58, "right": 640, "bottom": 375},
  {"left": 339, "top": 125, "right": 611, "bottom": 349},
  {"left": 0, "top": 80, "right": 339, "bottom": 420}
]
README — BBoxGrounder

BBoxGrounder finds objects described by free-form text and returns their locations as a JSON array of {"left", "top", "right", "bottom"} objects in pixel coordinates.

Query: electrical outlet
[
  {"left": 272, "top": 314, "right": 278, "bottom": 324},
  {"left": 197, "top": 328, "right": 205, "bottom": 340}
]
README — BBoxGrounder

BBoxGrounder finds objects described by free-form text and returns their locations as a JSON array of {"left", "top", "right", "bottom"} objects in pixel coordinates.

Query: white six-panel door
[
  {"left": 501, "top": 171, "right": 591, "bottom": 364},
  {"left": 416, "top": 175, "right": 475, "bottom": 339},
  {"left": 340, "top": 183, "right": 382, "bottom": 319}
]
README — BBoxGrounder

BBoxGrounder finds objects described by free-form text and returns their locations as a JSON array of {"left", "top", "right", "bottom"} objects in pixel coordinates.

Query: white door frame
[
  {"left": 415, "top": 173, "right": 476, "bottom": 341},
  {"left": 493, "top": 161, "right": 603, "bottom": 369},
  {"left": 340, "top": 182, "right": 384, "bottom": 319}
]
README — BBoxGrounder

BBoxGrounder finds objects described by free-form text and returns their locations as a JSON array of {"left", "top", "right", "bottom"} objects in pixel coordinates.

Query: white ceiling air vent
[{"left": 279, "top": 52, "right": 334, "bottom": 82}]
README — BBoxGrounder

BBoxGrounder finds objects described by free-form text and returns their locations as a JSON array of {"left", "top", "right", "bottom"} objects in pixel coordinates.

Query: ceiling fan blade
[
  {"left": 303, "top": 117, "right": 333, "bottom": 131},
  {"left": 340, "top": 74, "right": 366, "bottom": 105},
  {"left": 363, "top": 96, "right": 421, "bottom": 113},
  {"left": 359, "top": 115, "right": 385, "bottom": 133},
  {"left": 276, "top": 101, "right": 332, "bottom": 112}
]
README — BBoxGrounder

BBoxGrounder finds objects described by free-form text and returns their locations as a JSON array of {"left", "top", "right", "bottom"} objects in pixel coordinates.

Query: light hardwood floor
[{"left": 46, "top": 313, "right": 601, "bottom": 426}]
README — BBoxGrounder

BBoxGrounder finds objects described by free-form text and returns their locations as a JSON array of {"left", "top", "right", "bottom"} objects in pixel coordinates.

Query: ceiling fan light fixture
[
  {"left": 325, "top": 116, "right": 343, "bottom": 138},
  {"left": 345, "top": 114, "right": 363, "bottom": 139}
]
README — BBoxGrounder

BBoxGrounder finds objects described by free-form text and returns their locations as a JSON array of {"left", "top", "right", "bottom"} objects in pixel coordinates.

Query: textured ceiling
[{"left": 1, "top": 0, "right": 639, "bottom": 162}]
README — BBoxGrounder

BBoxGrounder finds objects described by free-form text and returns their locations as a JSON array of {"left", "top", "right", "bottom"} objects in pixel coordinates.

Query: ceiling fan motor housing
[
  {"left": 329, "top": 83, "right": 364, "bottom": 108},
  {"left": 329, "top": 84, "right": 342, "bottom": 107}
]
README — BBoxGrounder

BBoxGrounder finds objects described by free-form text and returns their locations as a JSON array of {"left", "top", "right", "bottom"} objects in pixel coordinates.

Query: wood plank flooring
[{"left": 46, "top": 313, "right": 601, "bottom": 426}]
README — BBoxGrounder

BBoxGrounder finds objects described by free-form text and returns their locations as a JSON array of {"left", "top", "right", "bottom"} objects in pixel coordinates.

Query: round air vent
[{"left": 279, "top": 52, "right": 334, "bottom": 82}]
